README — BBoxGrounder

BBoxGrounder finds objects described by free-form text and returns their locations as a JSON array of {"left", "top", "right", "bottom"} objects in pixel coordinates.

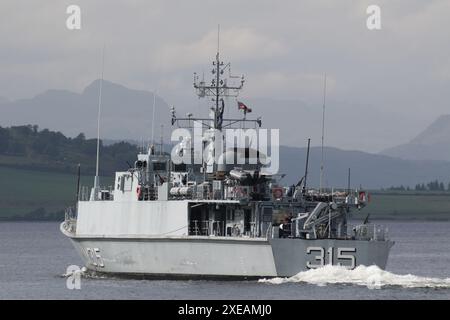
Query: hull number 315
[{"left": 306, "top": 247, "right": 356, "bottom": 269}]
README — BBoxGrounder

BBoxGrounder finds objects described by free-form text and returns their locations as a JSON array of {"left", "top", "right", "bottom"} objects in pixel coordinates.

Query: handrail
[
  {"left": 265, "top": 225, "right": 272, "bottom": 239},
  {"left": 350, "top": 223, "right": 388, "bottom": 241}
]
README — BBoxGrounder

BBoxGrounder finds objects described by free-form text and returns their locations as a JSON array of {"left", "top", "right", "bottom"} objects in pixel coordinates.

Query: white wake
[{"left": 259, "top": 265, "right": 450, "bottom": 289}]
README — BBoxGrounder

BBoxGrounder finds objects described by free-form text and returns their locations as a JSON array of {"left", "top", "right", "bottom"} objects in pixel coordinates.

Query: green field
[
  {"left": 0, "top": 166, "right": 112, "bottom": 220},
  {"left": 358, "top": 191, "right": 450, "bottom": 220}
]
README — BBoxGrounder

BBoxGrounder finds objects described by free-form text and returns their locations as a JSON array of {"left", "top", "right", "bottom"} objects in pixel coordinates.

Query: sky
[{"left": 1, "top": 0, "right": 449, "bottom": 152}]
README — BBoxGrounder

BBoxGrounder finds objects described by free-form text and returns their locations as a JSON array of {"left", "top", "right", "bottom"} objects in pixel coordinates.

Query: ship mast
[
  {"left": 319, "top": 74, "right": 327, "bottom": 193},
  {"left": 91, "top": 45, "right": 105, "bottom": 201},
  {"left": 191, "top": 27, "right": 246, "bottom": 131},
  {"left": 170, "top": 26, "right": 262, "bottom": 177},
  {"left": 214, "top": 25, "right": 221, "bottom": 130},
  {"left": 172, "top": 27, "right": 261, "bottom": 130}
]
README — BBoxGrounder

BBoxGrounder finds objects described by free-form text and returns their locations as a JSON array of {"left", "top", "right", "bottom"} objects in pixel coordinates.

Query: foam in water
[
  {"left": 61, "top": 267, "right": 87, "bottom": 278},
  {"left": 259, "top": 265, "right": 450, "bottom": 289}
]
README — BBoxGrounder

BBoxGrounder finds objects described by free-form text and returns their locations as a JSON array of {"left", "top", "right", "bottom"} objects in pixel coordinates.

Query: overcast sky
[{"left": 1, "top": 1, "right": 449, "bottom": 152}]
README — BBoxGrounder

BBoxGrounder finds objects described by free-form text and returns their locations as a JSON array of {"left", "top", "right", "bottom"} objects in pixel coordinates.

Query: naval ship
[{"left": 61, "top": 50, "right": 394, "bottom": 279}]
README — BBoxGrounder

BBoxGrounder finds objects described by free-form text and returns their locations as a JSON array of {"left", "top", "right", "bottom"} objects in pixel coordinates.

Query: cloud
[
  {"left": 155, "top": 27, "right": 287, "bottom": 70},
  {"left": 244, "top": 72, "right": 334, "bottom": 100},
  {"left": 1, "top": 0, "right": 450, "bottom": 152}
]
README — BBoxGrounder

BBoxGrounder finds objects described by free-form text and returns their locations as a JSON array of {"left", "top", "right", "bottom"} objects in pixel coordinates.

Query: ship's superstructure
[{"left": 61, "top": 49, "right": 394, "bottom": 278}]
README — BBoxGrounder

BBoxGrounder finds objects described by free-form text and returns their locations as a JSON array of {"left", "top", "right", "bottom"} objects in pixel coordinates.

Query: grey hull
[
  {"left": 63, "top": 225, "right": 394, "bottom": 278},
  {"left": 270, "top": 238, "right": 394, "bottom": 277}
]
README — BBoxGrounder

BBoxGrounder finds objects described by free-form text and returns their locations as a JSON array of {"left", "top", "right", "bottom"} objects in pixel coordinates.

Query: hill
[
  {"left": 279, "top": 145, "right": 450, "bottom": 189},
  {"left": 0, "top": 125, "right": 138, "bottom": 176},
  {"left": 0, "top": 80, "right": 170, "bottom": 141},
  {"left": 381, "top": 115, "right": 450, "bottom": 161},
  {"left": 0, "top": 79, "right": 414, "bottom": 153}
]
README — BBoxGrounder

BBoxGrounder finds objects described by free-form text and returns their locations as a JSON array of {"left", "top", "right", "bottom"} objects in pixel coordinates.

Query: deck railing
[
  {"left": 188, "top": 220, "right": 259, "bottom": 238},
  {"left": 350, "top": 223, "right": 389, "bottom": 241},
  {"left": 78, "top": 186, "right": 114, "bottom": 201},
  {"left": 63, "top": 207, "right": 77, "bottom": 233}
]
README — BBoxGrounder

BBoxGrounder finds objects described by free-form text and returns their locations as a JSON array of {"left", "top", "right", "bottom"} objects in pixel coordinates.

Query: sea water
[{"left": 0, "top": 221, "right": 449, "bottom": 299}]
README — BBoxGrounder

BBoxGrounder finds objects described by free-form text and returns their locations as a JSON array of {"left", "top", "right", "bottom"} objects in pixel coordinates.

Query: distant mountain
[
  {"left": 381, "top": 115, "right": 450, "bottom": 161},
  {"left": 3, "top": 80, "right": 450, "bottom": 188},
  {"left": 0, "top": 80, "right": 170, "bottom": 141},
  {"left": 0, "top": 79, "right": 412, "bottom": 152},
  {"left": 280, "top": 146, "right": 450, "bottom": 189},
  {"left": 240, "top": 97, "right": 405, "bottom": 153}
]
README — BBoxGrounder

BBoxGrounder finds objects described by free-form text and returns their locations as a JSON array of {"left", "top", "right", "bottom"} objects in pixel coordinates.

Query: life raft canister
[
  {"left": 272, "top": 187, "right": 283, "bottom": 200},
  {"left": 359, "top": 191, "right": 370, "bottom": 202},
  {"left": 137, "top": 185, "right": 142, "bottom": 200}
]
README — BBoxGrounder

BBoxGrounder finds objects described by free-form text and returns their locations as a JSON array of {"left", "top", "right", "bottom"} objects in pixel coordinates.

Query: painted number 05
[
  {"left": 85, "top": 248, "right": 105, "bottom": 268},
  {"left": 306, "top": 247, "right": 356, "bottom": 269}
]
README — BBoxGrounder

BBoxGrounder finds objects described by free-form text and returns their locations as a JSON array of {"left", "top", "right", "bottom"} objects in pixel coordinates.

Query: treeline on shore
[
  {"left": 383, "top": 179, "right": 450, "bottom": 192},
  {"left": 0, "top": 124, "right": 139, "bottom": 175}
]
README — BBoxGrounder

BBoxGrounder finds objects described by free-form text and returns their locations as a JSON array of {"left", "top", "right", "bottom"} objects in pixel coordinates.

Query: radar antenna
[{"left": 172, "top": 26, "right": 261, "bottom": 131}]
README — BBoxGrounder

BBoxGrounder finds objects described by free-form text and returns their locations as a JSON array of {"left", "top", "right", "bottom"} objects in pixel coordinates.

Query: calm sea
[{"left": 0, "top": 221, "right": 449, "bottom": 299}]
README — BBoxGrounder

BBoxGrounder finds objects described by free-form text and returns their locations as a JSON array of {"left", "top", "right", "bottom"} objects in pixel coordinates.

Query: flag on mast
[{"left": 237, "top": 101, "right": 252, "bottom": 113}]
